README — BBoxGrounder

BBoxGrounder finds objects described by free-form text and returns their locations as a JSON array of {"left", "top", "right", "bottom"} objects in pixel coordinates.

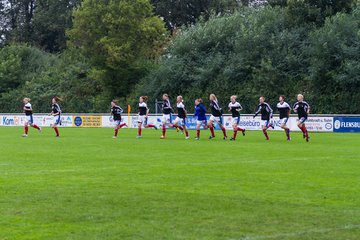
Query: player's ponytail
[
  {"left": 210, "top": 94, "right": 217, "bottom": 101},
  {"left": 53, "top": 96, "right": 62, "bottom": 103},
  {"left": 142, "top": 96, "right": 148, "bottom": 102}
]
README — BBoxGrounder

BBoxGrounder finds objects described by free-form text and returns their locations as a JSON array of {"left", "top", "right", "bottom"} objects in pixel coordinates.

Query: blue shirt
[{"left": 194, "top": 103, "right": 207, "bottom": 121}]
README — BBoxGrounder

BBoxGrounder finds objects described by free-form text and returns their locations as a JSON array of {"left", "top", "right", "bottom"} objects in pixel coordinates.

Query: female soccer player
[
  {"left": 49, "top": 96, "right": 61, "bottom": 137},
  {"left": 253, "top": 96, "right": 274, "bottom": 140},
  {"left": 111, "top": 100, "right": 127, "bottom": 138},
  {"left": 228, "top": 95, "right": 245, "bottom": 141},
  {"left": 22, "top": 98, "right": 41, "bottom": 137},
  {"left": 137, "top": 96, "right": 157, "bottom": 138},
  {"left": 208, "top": 94, "right": 227, "bottom": 140},
  {"left": 172, "top": 95, "right": 189, "bottom": 139},
  {"left": 160, "top": 93, "right": 173, "bottom": 139},
  {"left": 194, "top": 98, "right": 208, "bottom": 140},
  {"left": 277, "top": 95, "right": 291, "bottom": 141},
  {"left": 293, "top": 94, "right": 310, "bottom": 142}
]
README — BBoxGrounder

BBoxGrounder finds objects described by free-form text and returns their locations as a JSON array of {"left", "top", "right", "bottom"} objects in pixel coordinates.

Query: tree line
[{"left": 0, "top": 0, "right": 359, "bottom": 114}]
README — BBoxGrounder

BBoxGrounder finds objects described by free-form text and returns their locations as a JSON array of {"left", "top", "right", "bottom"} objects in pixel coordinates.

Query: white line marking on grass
[{"left": 235, "top": 224, "right": 360, "bottom": 240}]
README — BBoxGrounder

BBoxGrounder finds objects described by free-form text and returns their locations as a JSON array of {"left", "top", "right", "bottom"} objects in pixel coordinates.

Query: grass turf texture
[{"left": 0, "top": 127, "right": 359, "bottom": 240}]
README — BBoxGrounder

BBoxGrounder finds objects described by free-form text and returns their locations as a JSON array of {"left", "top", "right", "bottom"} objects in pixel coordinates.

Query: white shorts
[
  {"left": 232, "top": 117, "right": 240, "bottom": 126},
  {"left": 138, "top": 115, "right": 147, "bottom": 124},
  {"left": 162, "top": 114, "right": 172, "bottom": 124},
  {"left": 196, "top": 120, "right": 207, "bottom": 126},
  {"left": 209, "top": 115, "right": 223, "bottom": 125},
  {"left": 25, "top": 115, "right": 33, "bottom": 124},
  {"left": 53, "top": 115, "right": 61, "bottom": 125},
  {"left": 261, "top": 120, "right": 270, "bottom": 127},
  {"left": 173, "top": 117, "right": 185, "bottom": 126},
  {"left": 279, "top": 118, "right": 289, "bottom": 126}
]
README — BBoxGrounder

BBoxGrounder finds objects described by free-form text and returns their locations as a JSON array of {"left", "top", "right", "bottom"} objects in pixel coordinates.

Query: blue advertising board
[{"left": 333, "top": 117, "right": 360, "bottom": 133}]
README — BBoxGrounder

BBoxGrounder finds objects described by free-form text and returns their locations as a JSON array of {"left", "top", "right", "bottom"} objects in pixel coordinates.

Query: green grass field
[{"left": 0, "top": 127, "right": 359, "bottom": 240}]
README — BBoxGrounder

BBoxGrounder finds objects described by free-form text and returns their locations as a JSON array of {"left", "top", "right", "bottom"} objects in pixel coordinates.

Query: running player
[
  {"left": 160, "top": 94, "right": 173, "bottom": 139},
  {"left": 228, "top": 95, "right": 245, "bottom": 141},
  {"left": 111, "top": 100, "right": 127, "bottom": 138},
  {"left": 172, "top": 95, "right": 189, "bottom": 139},
  {"left": 208, "top": 94, "right": 227, "bottom": 140},
  {"left": 22, "top": 98, "right": 41, "bottom": 137},
  {"left": 253, "top": 96, "right": 274, "bottom": 140},
  {"left": 137, "top": 96, "right": 157, "bottom": 138},
  {"left": 293, "top": 94, "right": 310, "bottom": 142},
  {"left": 194, "top": 98, "right": 208, "bottom": 140},
  {"left": 49, "top": 96, "right": 61, "bottom": 137},
  {"left": 277, "top": 95, "right": 291, "bottom": 141}
]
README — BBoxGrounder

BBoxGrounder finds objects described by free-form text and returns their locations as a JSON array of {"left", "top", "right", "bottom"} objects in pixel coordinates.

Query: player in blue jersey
[{"left": 194, "top": 98, "right": 208, "bottom": 140}]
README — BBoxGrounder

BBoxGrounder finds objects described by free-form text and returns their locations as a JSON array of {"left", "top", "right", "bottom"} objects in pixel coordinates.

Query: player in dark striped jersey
[
  {"left": 253, "top": 96, "right": 274, "bottom": 140},
  {"left": 293, "top": 94, "right": 310, "bottom": 142},
  {"left": 160, "top": 93, "right": 173, "bottom": 139},
  {"left": 111, "top": 100, "right": 127, "bottom": 139},
  {"left": 49, "top": 96, "right": 61, "bottom": 137},
  {"left": 171, "top": 96, "right": 189, "bottom": 139},
  {"left": 276, "top": 95, "right": 291, "bottom": 141},
  {"left": 22, "top": 98, "right": 41, "bottom": 137},
  {"left": 137, "top": 96, "right": 157, "bottom": 138},
  {"left": 208, "top": 94, "right": 227, "bottom": 140},
  {"left": 194, "top": 98, "right": 208, "bottom": 140},
  {"left": 228, "top": 95, "right": 245, "bottom": 141}
]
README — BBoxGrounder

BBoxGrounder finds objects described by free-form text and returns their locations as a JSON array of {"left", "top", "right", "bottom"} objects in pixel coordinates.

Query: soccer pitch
[{"left": 1, "top": 127, "right": 359, "bottom": 240}]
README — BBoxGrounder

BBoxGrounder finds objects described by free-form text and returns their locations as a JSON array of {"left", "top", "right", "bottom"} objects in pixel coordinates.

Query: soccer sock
[
  {"left": 178, "top": 126, "right": 184, "bottom": 131},
  {"left": 119, "top": 123, "right": 126, "bottom": 128},
  {"left": 298, "top": 125, "right": 305, "bottom": 133},
  {"left": 197, "top": 130, "right": 200, "bottom": 138},
  {"left": 285, "top": 128, "right": 290, "bottom": 138},
  {"left": 32, "top": 124, "right": 40, "bottom": 130},
  {"left": 237, "top": 127, "right": 245, "bottom": 132},
  {"left": 185, "top": 130, "right": 189, "bottom": 137},
  {"left": 147, "top": 124, "right": 155, "bottom": 128},
  {"left": 263, "top": 129, "right": 269, "bottom": 140},
  {"left": 209, "top": 126, "right": 215, "bottom": 137},
  {"left": 54, "top": 127, "right": 59, "bottom": 136},
  {"left": 162, "top": 125, "right": 166, "bottom": 136},
  {"left": 221, "top": 127, "right": 227, "bottom": 137},
  {"left": 303, "top": 126, "right": 309, "bottom": 138},
  {"left": 114, "top": 128, "right": 119, "bottom": 137},
  {"left": 138, "top": 127, "right": 142, "bottom": 136},
  {"left": 25, "top": 125, "right": 28, "bottom": 134},
  {"left": 233, "top": 129, "right": 237, "bottom": 139}
]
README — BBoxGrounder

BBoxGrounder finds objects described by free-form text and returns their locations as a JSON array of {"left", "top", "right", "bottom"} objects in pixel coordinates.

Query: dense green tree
[
  {"left": 32, "top": 0, "right": 81, "bottom": 52},
  {"left": 67, "top": 0, "right": 167, "bottom": 99},
  {"left": 133, "top": 4, "right": 360, "bottom": 114},
  {"left": 307, "top": 4, "right": 360, "bottom": 113},
  {"left": 150, "top": 0, "right": 264, "bottom": 27},
  {"left": 269, "top": 0, "right": 356, "bottom": 25},
  {"left": 0, "top": 0, "right": 80, "bottom": 51}
]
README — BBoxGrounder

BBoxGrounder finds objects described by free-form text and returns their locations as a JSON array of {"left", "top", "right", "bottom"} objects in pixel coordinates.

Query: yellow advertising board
[{"left": 72, "top": 116, "right": 102, "bottom": 128}]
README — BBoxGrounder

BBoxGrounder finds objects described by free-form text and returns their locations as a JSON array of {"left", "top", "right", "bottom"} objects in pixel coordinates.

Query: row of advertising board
[{"left": 0, "top": 114, "right": 359, "bottom": 132}]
